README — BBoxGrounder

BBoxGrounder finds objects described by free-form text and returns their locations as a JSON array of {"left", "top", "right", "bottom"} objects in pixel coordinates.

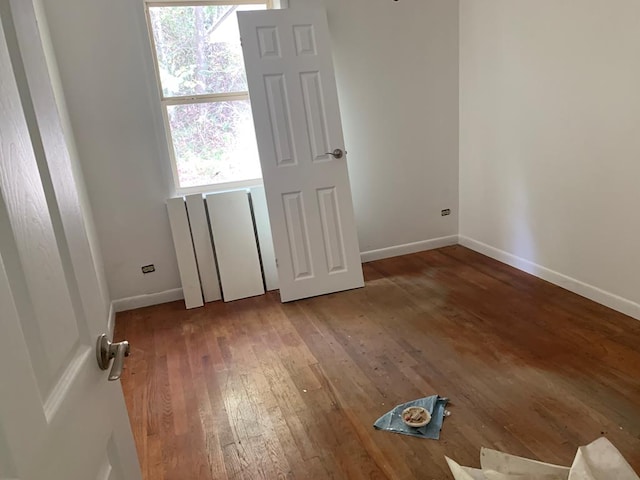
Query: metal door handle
[
  {"left": 96, "top": 334, "right": 130, "bottom": 381},
  {"left": 325, "top": 148, "right": 345, "bottom": 159}
]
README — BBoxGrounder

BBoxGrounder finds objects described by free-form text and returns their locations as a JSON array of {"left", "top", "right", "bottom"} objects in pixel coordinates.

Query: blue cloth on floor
[{"left": 373, "top": 395, "right": 448, "bottom": 440}]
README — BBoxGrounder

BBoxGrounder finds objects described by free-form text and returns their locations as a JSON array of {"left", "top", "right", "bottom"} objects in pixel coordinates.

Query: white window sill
[{"left": 174, "top": 177, "right": 264, "bottom": 197}]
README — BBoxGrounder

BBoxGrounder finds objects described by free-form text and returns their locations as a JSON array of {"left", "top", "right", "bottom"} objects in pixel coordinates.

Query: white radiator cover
[{"left": 166, "top": 186, "right": 278, "bottom": 309}]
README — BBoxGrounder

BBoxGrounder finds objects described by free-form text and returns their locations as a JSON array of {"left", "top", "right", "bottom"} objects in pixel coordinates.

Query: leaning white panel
[
  {"left": 206, "top": 191, "right": 265, "bottom": 302},
  {"left": 185, "top": 194, "right": 221, "bottom": 303},
  {"left": 166, "top": 198, "right": 204, "bottom": 309},
  {"left": 249, "top": 186, "right": 279, "bottom": 291}
]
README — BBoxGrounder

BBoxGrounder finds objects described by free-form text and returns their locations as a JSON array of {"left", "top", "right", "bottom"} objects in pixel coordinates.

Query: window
[{"left": 145, "top": 1, "right": 271, "bottom": 192}]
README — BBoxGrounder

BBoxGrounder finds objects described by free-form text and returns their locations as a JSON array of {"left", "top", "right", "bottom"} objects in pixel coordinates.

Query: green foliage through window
[{"left": 148, "top": 3, "right": 267, "bottom": 188}]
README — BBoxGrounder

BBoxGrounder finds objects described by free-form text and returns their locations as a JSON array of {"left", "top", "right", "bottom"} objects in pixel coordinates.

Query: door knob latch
[
  {"left": 96, "top": 334, "right": 130, "bottom": 381},
  {"left": 325, "top": 148, "right": 345, "bottom": 159}
]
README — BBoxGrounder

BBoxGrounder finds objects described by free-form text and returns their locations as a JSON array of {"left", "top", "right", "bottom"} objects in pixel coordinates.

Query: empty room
[{"left": 1, "top": 0, "right": 638, "bottom": 479}]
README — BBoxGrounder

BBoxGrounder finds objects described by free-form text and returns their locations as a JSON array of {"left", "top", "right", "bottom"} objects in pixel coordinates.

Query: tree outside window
[{"left": 146, "top": 2, "right": 269, "bottom": 190}]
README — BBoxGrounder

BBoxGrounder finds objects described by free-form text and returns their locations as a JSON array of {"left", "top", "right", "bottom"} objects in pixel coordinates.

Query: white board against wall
[
  {"left": 206, "top": 191, "right": 265, "bottom": 302},
  {"left": 250, "top": 186, "right": 279, "bottom": 291},
  {"left": 185, "top": 193, "right": 222, "bottom": 303},
  {"left": 166, "top": 197, "right": 204, "bottom": 309}
]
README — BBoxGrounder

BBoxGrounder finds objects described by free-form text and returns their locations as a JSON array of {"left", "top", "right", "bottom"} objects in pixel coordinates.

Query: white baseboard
[
  {"left": 360, "top": 235, "right": 459, "bottom": 263},
  {"left": 108, "top": 235, "right": 639, "bottom": 322},
  {"left": 109, "top": 236, "right": 457, "bottom": 315},
  {"left": 111, "top": 288, "right": 184, "bottom": 314},
  {"left": 459, "top": 235, "right": 640, "bottom": 321}
]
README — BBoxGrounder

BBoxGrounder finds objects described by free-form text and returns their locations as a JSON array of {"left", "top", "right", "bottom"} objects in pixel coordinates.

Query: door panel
[
  {"left": 0, "top": 84, "right": 80, "bottom": 395},
  {"left": 282, "top": 191, "right": 314, "bottom": 279},
  {"left": 239, "top": 8, "right": 364, "bottom": 302},
  {"left": 316, "top": 187, "right": 347, "bottom": 273},
  {"left": 0, "top": 2, "right": 140, "bottom": 479},
  {"left": 300, "top": 71, "right": 330, "bottom": 162},
  {"left": 293, "top": 24, "right": 317, "bottom": 56},
  {"left": 264, "top": 73, "right": 297, "bottom": 166}
]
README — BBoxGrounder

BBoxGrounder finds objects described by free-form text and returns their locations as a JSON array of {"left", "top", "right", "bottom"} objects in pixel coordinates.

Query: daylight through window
[{"left": 146, "top": 2, "right": 270, "bottom": 190}]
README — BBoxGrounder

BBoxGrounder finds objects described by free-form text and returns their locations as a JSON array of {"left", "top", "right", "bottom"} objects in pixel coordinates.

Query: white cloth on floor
[{"left": 446, "top": 437, "right": 638, "bottom": 480}]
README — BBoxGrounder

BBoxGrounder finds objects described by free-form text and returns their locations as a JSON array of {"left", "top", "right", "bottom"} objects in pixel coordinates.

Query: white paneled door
[
  {"left": 239, "top": 8, "right": 364, "bottom": 302},
  {"left": 0, "top": 2, "right": 140, "bottom": 479}
]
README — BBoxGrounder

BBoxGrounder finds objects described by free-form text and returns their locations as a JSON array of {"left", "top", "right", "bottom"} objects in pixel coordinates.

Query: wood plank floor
[{"left": 115, "top": 246, "right": 640, "bottom": 479}]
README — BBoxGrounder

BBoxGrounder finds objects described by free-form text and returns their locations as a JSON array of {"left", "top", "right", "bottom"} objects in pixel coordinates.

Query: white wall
[
  {"left": 2, "top": 0, "right": 112, "bottom": 325},
  {"left": 459, "top": 0, "right": 640, "bottom": 317},
  {"left": 32, "top": 0, "right": 112, "bottom": 321},
  {"left": 291, "top": 0, "right": 460, "bottom": 254},
  {"left": 40, "top": 0, "right": 460, "bottom": 302},
  {"left": 40, "top": 0, "right": 180, "bottom": 301}
]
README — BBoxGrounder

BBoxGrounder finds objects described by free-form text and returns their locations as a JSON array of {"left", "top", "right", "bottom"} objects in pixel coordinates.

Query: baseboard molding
[
  {"left": 360, "top": 235, "right": 459, "bottom": 263},
  {"left": 111, "top": 288, "right": 184, "bottom": 313},
  {"left": 459, "top": 235, "right": 640, "bottom": 321},
  {"left": 111, "top": 238, "right": 458, "bottom": 313},
  {"left": 111, "top": 234, "right": 640, "bottom": 322}
]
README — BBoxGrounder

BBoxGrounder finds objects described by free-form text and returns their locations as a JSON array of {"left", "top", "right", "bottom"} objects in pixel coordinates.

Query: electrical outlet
[
  {"left": 441, "top": 209, "right": 451, "bottom": 216},
  {"left": 141, "top": 264, "right": 155, "bottom": 274}
]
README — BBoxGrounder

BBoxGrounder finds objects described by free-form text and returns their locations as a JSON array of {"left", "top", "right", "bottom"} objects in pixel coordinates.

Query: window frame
[{"left": 144, "top": 0, "right": 273, "bottom": 194}]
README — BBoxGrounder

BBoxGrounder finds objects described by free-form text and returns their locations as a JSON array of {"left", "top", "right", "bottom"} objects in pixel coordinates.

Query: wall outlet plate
[
  {"left": 441, "top": 209, "right": 451, "bottom": 216},
  {"left": 141, "top": 264, "right": 155, "bottom": 274}
]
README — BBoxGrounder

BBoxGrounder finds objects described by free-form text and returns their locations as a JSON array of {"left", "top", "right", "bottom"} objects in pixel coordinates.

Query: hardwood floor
[{"left": 115, "top": 246, "right": 640, "bottom": 479}]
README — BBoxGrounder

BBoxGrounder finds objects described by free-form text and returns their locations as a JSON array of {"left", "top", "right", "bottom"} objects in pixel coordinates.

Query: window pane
[
  {"left": 167, "top": 100, "right": 262, "bottom": 188},
  {"left": 149, "top": 4, "right": 266, "bottom": 97}
]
